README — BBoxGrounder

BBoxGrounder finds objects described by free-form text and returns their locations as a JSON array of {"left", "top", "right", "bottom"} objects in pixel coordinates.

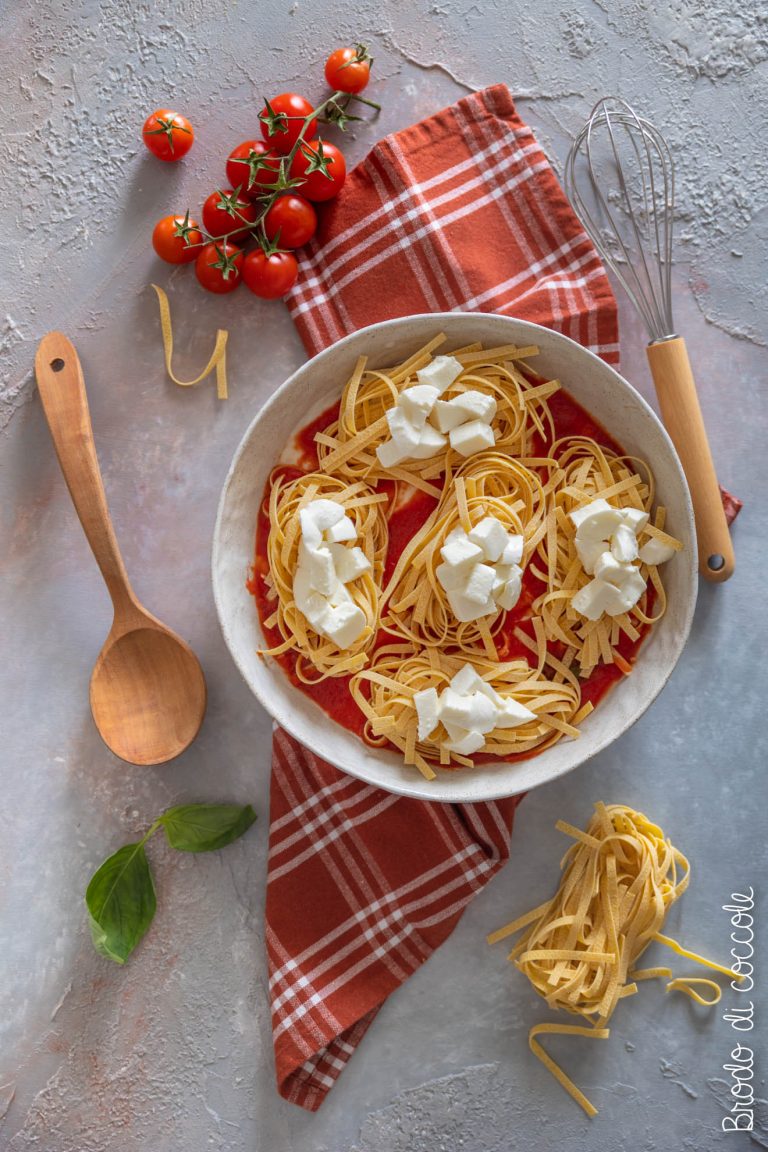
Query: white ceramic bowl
[{"left": 213, "top": 314, "right": 696, "bottom": 802}]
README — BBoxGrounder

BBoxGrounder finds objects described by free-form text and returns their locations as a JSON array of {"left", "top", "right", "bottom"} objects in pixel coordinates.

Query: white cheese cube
[
  {"left": 413, "top": 687, "right": 440, "bottom": 742},
  {"left": 410, "top": 423, "right": 448, "bottom": 459},
  {"left": 501, "top": 535, "right": 524, "bottom": 566},
  {"left": 386, "top": 407, "right": 422, "bottom": 452},
  {"left": 638, "top": 537, "right": 676, "bottom": 565},
  {"left": 575, "top": 536, "right": 609, "bottom": 576},
  {"left": 323, "top": 602, "right": 367, "bottom": 648},
  {"left": 447, "top": 589, "right": 497, "bottom": 622},
  {"left": 611, "top": 522, "right": 639, "bottom": 563},
  {"left": 495, "top": 571, "right": 523, "bottom": 611},
  {"left": 325, "top": 516, "right": 357, "bottom": 544},
  {"left": 619, "top": 507, "right": 650, "bottom": 533},
  {"left": 449, "top": 419, "right": 495, "bottom": 457},
  {"left": 376, "top": 437, "right": 408, "bottom": 468},
  {"left": 293, "top": 568, "right": 329, "bottom": 629},
  {"left": 450, "top": 664, "right": 497, "bottom": 700},
  {"left": 447, "top": 389, "right": 497, "bottom": 423},
  {"left": 398, "top": 384, "right": 440, "bottom": 427},
  {"left": 298, "top": 540, "right": 337, "bottom": 596},
  {"left": 568, "top": 498, "right": 614, "bottom": 530},
  {"left": 605, "top": 568, "right": 647, "bottom": 615},
  {"left": 571, "top": 578, "right": 618, "bottom": 621},
  {"left": 299, "top": 507, "right": 323, "bottom": 549},
  {"left": 463, "top": 562, "right": 497, "bottom": 605},
  {"left": 416, "top": 354, "right": 463, "bottom": 395},
  {"left": 468, "top": 516, "right": 509, "bottom": 562},
  {"left": 439, "top": 688, "right": 496, "bottom": 733},
  {"left": 327, "top": 581, "right": 353, "bottom": 608},
  {"left": 593, "top": 551, "right": 626, "bottom": 587},
  {"left": 495, "top": 697, "right": 537, "bottom": 727},
  {"left": 435, "top": 561, "right": 467, "bottom": 592},
  {"left": 329, "top": 544, "right": 371, "bottom": 584},
  {"left": 440, "top": 529, "right": 484, "bottom": 572},
  {"left": 430, "top": 399, "right": 468, "bottom": 434},
  {"left": 307, "top": 499, "right": 345, "bottom": 531},
  {"left": 445, "top": 728, "right": 486, "bottom": 756}
]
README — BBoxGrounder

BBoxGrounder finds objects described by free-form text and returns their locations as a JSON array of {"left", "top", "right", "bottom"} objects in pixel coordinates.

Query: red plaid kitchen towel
[
  {"left": 286, "top": 84, "right": 619, "bottom": 363},
  {"left": 267, "top": 82, "right": 739, "bottom": 1113},
  {"left": 266, "top": 83, "right": 620, "bottom": 1113}
]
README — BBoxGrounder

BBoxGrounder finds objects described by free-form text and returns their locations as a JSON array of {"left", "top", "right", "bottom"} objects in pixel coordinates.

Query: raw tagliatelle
[
  {"left": 531, "top": 437, "right": 683, "bottom": 676},
  {"left": 258, "top": 470, "right": 389, "bottom": 680},
  {"left": 314, "top": 337, "right": 560, "bottom": 496},
  {"left": 349, "top": 645, "right": 592, "bottom": 781},
  {"left": 488, "top": 803, "right": 742, "bottom": 1117},
  {"left": 253, "top": 335, "right": 684, "bottom": 777}
]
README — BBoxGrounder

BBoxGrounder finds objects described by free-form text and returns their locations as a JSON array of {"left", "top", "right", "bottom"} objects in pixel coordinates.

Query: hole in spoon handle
[{"left": 51, "top": 358, "right": 65, "bottom": 372}]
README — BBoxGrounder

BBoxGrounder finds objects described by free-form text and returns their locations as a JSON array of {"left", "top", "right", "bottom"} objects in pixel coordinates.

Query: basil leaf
[
  {"left": 159, "top": 803, "right": 257, "bottom": 853},
  {"left": 85, "top": 842, "right": 156, "bottom": 965}
]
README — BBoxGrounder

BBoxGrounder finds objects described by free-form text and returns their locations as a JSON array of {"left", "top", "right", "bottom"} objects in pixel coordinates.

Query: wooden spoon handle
[
  {"left": 646, "top": 336, "right": 735, "bottom": 583},
  {"left": 35, "top": 332, "right": 136, "bottom": 610}
]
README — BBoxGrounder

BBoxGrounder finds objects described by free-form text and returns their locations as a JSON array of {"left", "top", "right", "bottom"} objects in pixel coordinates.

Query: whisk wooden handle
[{"left": 646, "top": 337, "right": 734, "bottom": 582}]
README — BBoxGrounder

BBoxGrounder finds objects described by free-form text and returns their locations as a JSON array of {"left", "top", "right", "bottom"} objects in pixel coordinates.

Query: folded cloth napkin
[{"left": 265, "top": 84, "right": 620, "bottom": 1113}]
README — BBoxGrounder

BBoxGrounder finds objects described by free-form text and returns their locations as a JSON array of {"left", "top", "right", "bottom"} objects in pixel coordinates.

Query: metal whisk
[{"left": 564, "top": 97, "right": 734, "bottom": 582}]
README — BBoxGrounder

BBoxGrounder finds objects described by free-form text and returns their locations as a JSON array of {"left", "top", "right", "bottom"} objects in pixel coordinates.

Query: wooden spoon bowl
[{"left": 36, "top": 332, "right": 206, "bottom": 765}]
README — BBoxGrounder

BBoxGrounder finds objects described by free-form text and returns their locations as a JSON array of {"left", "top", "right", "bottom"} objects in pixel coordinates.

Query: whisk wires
[{"left": 564, "top": 97, "right": 676, "bottom": 343}]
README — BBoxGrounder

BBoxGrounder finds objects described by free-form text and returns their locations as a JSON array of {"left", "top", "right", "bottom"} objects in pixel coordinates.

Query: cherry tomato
[
  {"left": 201, "top": 189, "right": 258, "bottom": 241},
  {"left": 142, "top": 109, "right": 194, "bottom": 161},
  {"left": 152, "top": 214, "right": 202, "bottom": 264},
  {"left": 259, "top": 93, "right": 316, "bottom": 155},
  {"left": 242, "top": 249, "right": 299, "bottom": 299},
  {"left": 195, "top": 242, "right": 243, "bottom": 294},
  {"left": 263, "top": 194, "right": 317, "bottom": 248},
  {"left": 226, "top": 140, "right": 281, "bottom": 197},
  {"left": 324, "top": 46, "right": 372, "bottom": 94},
  {"left": 290, "top": 140, "right": 346, "bottom": 202}
]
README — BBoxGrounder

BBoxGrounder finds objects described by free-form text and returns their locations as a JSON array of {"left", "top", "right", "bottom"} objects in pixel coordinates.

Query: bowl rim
[{"left": 212, "top": 312, "right": 697, "bottom": 802}]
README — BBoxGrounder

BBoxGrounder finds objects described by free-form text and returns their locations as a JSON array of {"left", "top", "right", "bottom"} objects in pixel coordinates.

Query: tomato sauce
[{"left": 249, "top": 387, "right": 655, "bottom": 763}]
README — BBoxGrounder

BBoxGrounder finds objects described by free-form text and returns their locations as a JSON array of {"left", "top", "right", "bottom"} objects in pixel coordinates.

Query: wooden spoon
[{"left": 35, "top": 332, "right": 207, "bottom": 765}]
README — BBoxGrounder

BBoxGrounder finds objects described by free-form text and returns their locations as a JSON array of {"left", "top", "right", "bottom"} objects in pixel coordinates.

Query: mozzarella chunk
[
  {"left": 568, "top": 498, "right": 676, "bottom": 622},
  {"left": 430, "top": 399, "right": 469, "bottom": 433},
  {"left": 501, "top": 535, "right": 524, "bottom": 566},
  {"left": 326, "top": 517, "right": 357, "bottom": 544},
  {"left": 447, "top": 589, "right": 497, "bottom": 622},
  {"left": 414, "top": 687, "right": 440, "bottom": 741},
  {"left": 306, "top": 499, "right": 345, "bottom": 531},
  {"left": 386, "top": 407, "right": 422, "bottom": 452},
  {"left": 468, "top": 516, "right": 510, "bottom": 562},
  {"left": 399, "top": 384, "right": 440, "bottom": 427},
  {"left": 440, "top": 529, "right": 484, "bottom": 572},
  {"left": 638, "top": 537, "right": 677, "bottom": 565},
  {"left": 463, "top": 562, "right": 497, "bottom": 605},
  {"left": 323, "top": 602, "right": 367, "bottom": 648},
  {"left": 292, "top": 497, "right": 374, "bottom": 649},
  {"left": 417, "top": 662, "right": 539, "bottom": 759},
  {"left": 449, "top": 419, "right": 496, "bottom": 457},
  {"left": 447, "top": 389, "right": 497, "bottom": 423},
  {"left": 611, "top": 522, "right": 639, "bottom": 563},
  {"left": 375, "top": 437, "right": 409, "bottom": 468},
  {"left": 436, "top": 518, "right": 526, "bottom": 623},
  {"left": 495, "top": 697, "right": 537, "bottom": 727},
  {"left": 410, "top": 423, "right": 448, "bottom": 459},
  {"left": 329, "top": 544, "right": 371, "bottom": 583},
  {"left": 415, "top": 354, "right": 463, "bottom": 394}
]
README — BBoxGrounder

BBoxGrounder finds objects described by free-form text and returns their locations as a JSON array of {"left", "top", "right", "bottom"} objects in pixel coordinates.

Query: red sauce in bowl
[{"left": 248, "top": 389, "right": 655, "bottom": 765}]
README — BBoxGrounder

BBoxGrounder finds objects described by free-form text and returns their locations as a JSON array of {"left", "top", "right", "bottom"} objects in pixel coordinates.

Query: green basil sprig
[{"left": 85, "top": 803, "right": 256, "bottom": 964}]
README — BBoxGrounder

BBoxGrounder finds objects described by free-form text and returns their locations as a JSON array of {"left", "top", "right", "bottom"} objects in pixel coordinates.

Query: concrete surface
[{"left": 2, "top": 1, "right": 767, "bottom": 1149}]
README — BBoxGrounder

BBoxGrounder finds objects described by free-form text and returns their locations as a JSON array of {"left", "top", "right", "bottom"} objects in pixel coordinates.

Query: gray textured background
[{"left": 2, "top": 1, "right": 766, "bottom": 1149}]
